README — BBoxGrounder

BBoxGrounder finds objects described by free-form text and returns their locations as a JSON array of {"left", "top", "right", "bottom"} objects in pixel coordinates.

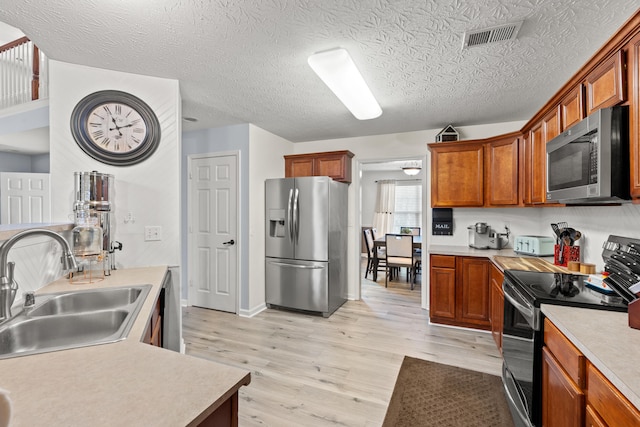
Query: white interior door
[
  {"left": 188, "top": 153, "right": 238, "bottom": 313},
  {"left": 0, "top": 172, "right": 51, "bottom": 224}
]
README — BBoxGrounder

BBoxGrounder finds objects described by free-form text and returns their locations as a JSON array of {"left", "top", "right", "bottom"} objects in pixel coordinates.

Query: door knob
[{"left": 223, "top": 239, "right": 235, "bottom": 245}]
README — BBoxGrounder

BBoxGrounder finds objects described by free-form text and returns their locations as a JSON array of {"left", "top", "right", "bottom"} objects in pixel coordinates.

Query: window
[{"left": 393, "top": 182, "right": 422, "bottom": 233}]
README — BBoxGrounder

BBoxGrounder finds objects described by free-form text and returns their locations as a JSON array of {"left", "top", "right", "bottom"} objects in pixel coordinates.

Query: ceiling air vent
[{"left": 462, "top": 21, "right": 523, "bottom": 49}]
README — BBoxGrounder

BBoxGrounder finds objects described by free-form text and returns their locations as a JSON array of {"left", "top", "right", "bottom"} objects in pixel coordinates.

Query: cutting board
[{"left": 493, "top": 256, "right": 573, "bottom": 274}]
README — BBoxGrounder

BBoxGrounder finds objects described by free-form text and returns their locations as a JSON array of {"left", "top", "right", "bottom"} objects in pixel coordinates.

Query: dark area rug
[{"left": 382, "top": 356, "right": 515, "bottom": 427}]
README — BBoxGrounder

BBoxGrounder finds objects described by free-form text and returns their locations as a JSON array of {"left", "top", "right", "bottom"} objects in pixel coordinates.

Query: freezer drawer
[{"left": 266, "top": 258, "right": 328, "bottom": 313}]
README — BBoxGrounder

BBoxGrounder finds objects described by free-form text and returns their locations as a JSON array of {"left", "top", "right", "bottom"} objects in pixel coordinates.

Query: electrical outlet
[{"left": 144, "top": 226, "right": 162, "bottom": 241}]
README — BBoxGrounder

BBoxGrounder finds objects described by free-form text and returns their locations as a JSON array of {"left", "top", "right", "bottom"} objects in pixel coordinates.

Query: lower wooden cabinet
[
  {"left": 143, "top": 289, "right": 164, "bottom": 347},
  {"left": 542, "top": 346, "right": 584, "bottom": 427},
  {"left": 489, "top": 264, "right": 504, "bottom": 352},
  {"left": 196, "top": 392, "right": 239, "bottom": 427},
  {"left": 429, "top": 255, "right": 490, "bottom": 330},
  {"left": 543, "top": 318, "right": 640, "bottom": 427},
  {"left": 587, "top": 361, "right": 640, "bottom": 427}
]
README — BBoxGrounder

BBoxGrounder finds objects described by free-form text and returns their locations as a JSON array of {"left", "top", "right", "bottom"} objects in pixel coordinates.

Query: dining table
[{"left": 372, "top": 235, "right": 422, "bottom": 282}]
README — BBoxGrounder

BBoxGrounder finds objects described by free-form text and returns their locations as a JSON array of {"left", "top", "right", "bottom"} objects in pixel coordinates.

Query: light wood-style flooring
[{"left": 182, "top": 259, "right": 502, "bottom": 426}]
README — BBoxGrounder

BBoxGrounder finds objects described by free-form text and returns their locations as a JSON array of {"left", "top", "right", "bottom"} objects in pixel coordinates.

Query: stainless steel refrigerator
[{"left": 265, "top": 176, "right": 348, "bottom": 317}]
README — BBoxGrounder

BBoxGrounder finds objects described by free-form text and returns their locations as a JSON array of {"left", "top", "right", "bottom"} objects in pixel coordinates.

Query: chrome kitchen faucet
[{"left": 0, "top": 229, "right": 78, "bottom": 322}]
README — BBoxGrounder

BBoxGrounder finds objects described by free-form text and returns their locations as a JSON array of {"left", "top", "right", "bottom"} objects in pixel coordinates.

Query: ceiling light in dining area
[
  {"left": 402, "top": 161, "right": 422, "bottom": 176},
  {"left": 307, "top": 48, "right": 382, "bottom": 120}
]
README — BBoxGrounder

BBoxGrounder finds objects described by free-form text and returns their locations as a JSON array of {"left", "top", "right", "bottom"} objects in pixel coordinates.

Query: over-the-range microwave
[{"left": 546, "top": 105, "right": 629, "bottom": 204}]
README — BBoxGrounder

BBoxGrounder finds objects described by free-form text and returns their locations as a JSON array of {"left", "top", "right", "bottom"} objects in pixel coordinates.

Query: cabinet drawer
[
  {"left": 430, "top": 254, "right": 455, "bottom": 268},
  {"left": 587, "top": 362, "right": 640, "bottom": 426},
  {"left": 585, "top": 404, "right": 607, "bottom": 427},
  {"left": 544, "top": 318, "right": 585, "bottom": 387}
]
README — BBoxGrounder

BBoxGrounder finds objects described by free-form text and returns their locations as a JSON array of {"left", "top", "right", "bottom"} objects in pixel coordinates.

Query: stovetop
[{"left": 504, "top": 269, "right": 628, "bottom": 311}]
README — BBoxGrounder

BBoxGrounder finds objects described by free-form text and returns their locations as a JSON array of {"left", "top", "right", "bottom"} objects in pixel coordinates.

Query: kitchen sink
[
  {"left": 28, "top": 287, "right": 145, "bottom": 317},
  {"left": 0, "top": 285, "right": 151, "bottom": 359}
]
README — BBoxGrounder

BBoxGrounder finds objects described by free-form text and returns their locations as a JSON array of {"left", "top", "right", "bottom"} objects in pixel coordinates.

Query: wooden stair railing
[{"left": 0, "top": 36, "right": 46, "bottom": 109}]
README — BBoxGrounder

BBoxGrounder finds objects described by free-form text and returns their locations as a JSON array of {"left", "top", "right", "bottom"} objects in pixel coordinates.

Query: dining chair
[
  {"left": 363, "top": 228, "right": 386, "bottom": 280},
  {"left": 384, "top": 234, "right": 418, "bottom": 289}
]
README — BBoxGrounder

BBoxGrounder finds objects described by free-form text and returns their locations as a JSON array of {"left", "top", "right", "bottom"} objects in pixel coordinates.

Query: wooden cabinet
[
  {"left": 429, "top": 255, "right": 490, "bottom": 330},
  {"left": 489, "top": 264, "right": 504, "bottom": 352},
  {"left": 628, "top": 33, "right": 640, "bottom": 199},
  {"left": 143, "top": 289, "right": 164, "bottom": 347},
  {"left": 429, "top": 255, "right": 456, "bottom": 320},
  {"left": 458, "top": 257, "right": 491, "bottom": 327},
  {"left": 485, "top": 136, "right": 520, "bottom": 206},
  {"left": 542, "top": 347, "right": 585, "bottom": 427},
  {"left": 284, "top": 150, "right": 354, "bottom": 183},
  {"left": 196, "top": 392, "right": 239, "bottom": 427},
  {"left": 587, "top": 362, "right": 640, "bottom": 427},
  {"left": 542, "top": 319, "right": 586, "bottom": 426},
  {"left": 530, "top": 121, "right": 546, "bottom": 204},
  {"left": 543, "top": 318, "right": 640, "bottom": 427},
  {"left": 560, "top": 85, "right": 585, "bottom": 130},
  {"left": 429, "top": 134, "right": 520, "bottom": 208},
  {"left": 585, "top": 50, "right": 626, "bottom": 116},
  {"left": 429, "top": 142, "right": 484, "bottom": 207}
]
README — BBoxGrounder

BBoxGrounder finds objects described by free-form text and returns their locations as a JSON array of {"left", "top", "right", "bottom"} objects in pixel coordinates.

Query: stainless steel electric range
[{"left": 501, "top": 268, "right": 627, "bottom": 427}]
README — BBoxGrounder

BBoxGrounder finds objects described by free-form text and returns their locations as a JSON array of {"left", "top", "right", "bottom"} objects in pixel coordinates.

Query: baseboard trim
[
  {"left": 239, "top": 303, "right": 267, "bottom": 318},
  {"left": 181, "top": 298, "right": 188, "bottom": 307}
]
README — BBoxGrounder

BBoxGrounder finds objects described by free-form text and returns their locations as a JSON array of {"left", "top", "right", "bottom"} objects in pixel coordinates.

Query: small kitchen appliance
[
  {"left": 513, "top": 235, "right": 555, "bottom": 256},
  {"left": 467, "top": 222, "right": 509, "bottom": 250},
  {"left": 71, "top": 171, "right": 121, "bottom": 278}
]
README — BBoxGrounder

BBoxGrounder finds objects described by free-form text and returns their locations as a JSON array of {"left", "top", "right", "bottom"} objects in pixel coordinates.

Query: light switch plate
[{"left": 144, "top": 226, "right": 162, "bottom": 241}]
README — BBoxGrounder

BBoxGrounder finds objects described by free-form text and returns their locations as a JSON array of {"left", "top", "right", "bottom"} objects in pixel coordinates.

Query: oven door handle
[{"left": 503, "top": 282, "right": 539, "bottom": 331}]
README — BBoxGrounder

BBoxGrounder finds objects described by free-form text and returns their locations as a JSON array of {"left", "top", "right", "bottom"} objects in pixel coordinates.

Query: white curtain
[{"left": 372, "top": 180, "right": 396, "bottom": 237}]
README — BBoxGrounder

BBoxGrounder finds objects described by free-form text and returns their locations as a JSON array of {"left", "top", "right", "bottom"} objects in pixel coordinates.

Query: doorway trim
[
  {"left": 353, "top": 155, "right": 428, "bottom": 309},
  {"left": 186, "top": 150, "right": 241, "bottom": 314}
]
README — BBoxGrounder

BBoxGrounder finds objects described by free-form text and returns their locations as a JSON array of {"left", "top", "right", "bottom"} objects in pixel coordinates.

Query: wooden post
[{"left": 32, "top": 43, "right": 40, "bottom": 100}]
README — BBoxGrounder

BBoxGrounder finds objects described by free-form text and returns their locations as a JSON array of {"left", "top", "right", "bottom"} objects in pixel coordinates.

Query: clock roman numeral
[
  {"left": 131, "top": 136, "right": 141, "bottom": 144},
  {"left": 100, "top": 137, "right": 111, "bottom": 147},
  {"left": 89, "top": 122, "right": 102, "bottom": 127},
  {"left": 132, "top": 128, "right": 144, "bottom": 133},
  {"left": 92, "top": 130, "right": 105, "bottom": 139},
  {"left": 103, "top": 105, "right": 112, "bottom": 115},
  {"left": 131, "top": 118, "right": 142, "bottom": 125},
  {"left": 115, "top": 105, "right": 122, "bottom": 115},
  {"left": 92, "top": 112, "right": 105, "bottom": 120}
]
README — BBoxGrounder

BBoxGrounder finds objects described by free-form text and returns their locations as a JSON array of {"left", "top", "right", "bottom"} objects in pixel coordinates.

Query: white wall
[
  {"left": 49, "top": 60, "right": 181, "bottom": 270},
  {"left": 247, "top": 124, "right": 292, "bottom": 316}
]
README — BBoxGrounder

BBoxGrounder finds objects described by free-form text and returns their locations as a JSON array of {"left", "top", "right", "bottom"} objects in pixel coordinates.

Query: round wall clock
[{"left": 70, "top": 90, "right": 161, "bottom": 166}]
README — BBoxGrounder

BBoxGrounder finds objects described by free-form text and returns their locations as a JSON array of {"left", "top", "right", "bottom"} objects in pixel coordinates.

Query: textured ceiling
[{"left": 1, "top": 1, "right": 639, "bottom": 142}]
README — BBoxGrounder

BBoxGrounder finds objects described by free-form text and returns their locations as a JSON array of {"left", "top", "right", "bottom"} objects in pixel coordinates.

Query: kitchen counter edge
[{"left": 0, "top": 266, "right": 251, "bottom": 427}]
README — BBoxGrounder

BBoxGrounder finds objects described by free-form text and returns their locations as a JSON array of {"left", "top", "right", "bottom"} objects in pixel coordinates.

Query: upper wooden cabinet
[
  {"left": 560, "top": 85, "right": 585, "bottom": 130},
  {"left": 429, "top": 141, "right": 484, "bottom": 207},
  {"left": 585, "top": 50, "right": 626, "bottom": 116},
  {"left": 627, "top": 33, "right": 640, "bottom": 200},
  {"left": 530, "top": 121, "right": 546, "bottom": 204},
  {"left": 485, "top": 136, "right": 520, "bottom": 206},
  {"left": 429, "top": 134, "right": 520, "bottom": 208},
  {"left": 284, "top": 150, "right": 354, "bottom": 183}
]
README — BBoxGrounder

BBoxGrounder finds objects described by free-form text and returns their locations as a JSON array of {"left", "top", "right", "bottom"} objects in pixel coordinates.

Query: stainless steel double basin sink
[{"left": 0, "top": 285, "right": 151, "bottom": 359}]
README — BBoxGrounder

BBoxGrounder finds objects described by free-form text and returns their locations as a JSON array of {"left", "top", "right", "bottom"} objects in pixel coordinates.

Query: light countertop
[
  {"left": 0, "top": 266, "right": 251, "bottom": 427},
  {"left": 0, "top": 223, "right": 73, "bottom": 241},
  {"left": 542, "top": 304, "right": 640, "bottom": 410}
]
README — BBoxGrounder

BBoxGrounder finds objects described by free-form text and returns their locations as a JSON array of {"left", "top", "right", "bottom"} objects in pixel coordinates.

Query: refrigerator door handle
[
  {"left": 293, "top": 188, "right": 300, "bottom": 241},
  {"left": 268, "top": 261, "right": 325, "bottom": 269},
  {"left": 287, "top": 188, "right": 294, "bottom": 244}
]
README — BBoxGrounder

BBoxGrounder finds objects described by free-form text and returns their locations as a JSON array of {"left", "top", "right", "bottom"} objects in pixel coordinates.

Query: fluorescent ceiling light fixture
[{"left": 308, "top": 48, "right": 382, "bottom": 120}]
